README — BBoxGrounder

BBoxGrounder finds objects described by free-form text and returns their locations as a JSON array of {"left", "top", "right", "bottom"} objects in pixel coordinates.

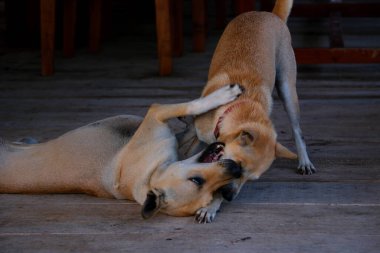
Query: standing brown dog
[{"left": 193, "top": 0, "right": 315, "bottom": 223}]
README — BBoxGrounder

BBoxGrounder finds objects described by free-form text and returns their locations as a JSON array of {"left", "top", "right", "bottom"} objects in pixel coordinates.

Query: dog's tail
[{"left": 272, "top": 0, "right": 293, "bottom": 23}]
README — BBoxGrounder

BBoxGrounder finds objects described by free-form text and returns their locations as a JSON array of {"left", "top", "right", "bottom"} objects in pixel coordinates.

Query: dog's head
[
  {"left": 218, "top": 117, "right": 297, "bottom": 181},
  {"left": 141, "top": 143, "right": 242, "bottom": 218}
]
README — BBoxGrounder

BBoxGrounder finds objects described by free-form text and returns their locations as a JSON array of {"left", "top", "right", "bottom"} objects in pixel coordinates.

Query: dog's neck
[
  {"left": 213, "top": 94, "right": 271, "bottom": 140},
  {"left": 214, "top": 99, "right": 249, "bottom": 139}
]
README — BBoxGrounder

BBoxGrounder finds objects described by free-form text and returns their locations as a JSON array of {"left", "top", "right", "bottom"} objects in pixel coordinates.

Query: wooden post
[
  {"left": 155, "top": 0, "right": 172, "bottom": 76},
  {"left": 40, "top": 0, "right": 56, "bottom": 76},
  {"left": 89, "top": 0, "right": 102, "bottom": 53},
  {"left": 63, "top": 0, "right": 77, "bottom": 58},
  {"left": 192, "top": 0, "right": 206, "bottom": 52},
  {"left": 170, "top": 0, "right": 184, "bottom": 57}
]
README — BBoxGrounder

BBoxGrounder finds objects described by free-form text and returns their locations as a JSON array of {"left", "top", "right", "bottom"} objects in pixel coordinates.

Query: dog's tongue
[{"left": 198, "top": 143, "right": 225, "bottom": 163}]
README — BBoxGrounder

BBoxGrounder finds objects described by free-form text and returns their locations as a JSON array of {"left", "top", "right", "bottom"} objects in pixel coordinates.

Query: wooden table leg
[
  {"left": 170, "top": 0, "right": 184, "bottom": 57},
  {"left": 40, "top": 0, "right": 56, "bottom": 76},
  {"left": 192, "top": 0, "right": 206, "bottom": 52},
  {"left": 155, "top": 0, "right": 172, "bottom": 76},
  {"left": 89, "top": 0, "right": 102, "bottom": 53},
  {"left": 63, "top": 0, "right": 77, "bottom": 58}
]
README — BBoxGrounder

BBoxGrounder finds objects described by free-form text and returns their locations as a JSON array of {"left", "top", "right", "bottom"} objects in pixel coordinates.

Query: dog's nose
[{"left": 219, "top": 159, "right": 242, "bottom": 178}]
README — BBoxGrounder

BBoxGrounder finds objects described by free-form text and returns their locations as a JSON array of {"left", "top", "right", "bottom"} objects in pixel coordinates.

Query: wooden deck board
[
  {"left": 1, "top": 195, "right": 379, "bottom": 253},
  {"left": 1, "top": 15, "right": 380, "bottom": 253}
]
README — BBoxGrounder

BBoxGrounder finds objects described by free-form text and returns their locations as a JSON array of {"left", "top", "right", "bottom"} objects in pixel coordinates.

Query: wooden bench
[{"left": 261, "top": 0, "right": 380, "bottom": 64}]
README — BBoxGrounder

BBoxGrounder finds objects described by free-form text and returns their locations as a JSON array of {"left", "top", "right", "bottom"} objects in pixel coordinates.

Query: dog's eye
[{"left": 189, "top": 176, "right": 205, "bottom": 186}]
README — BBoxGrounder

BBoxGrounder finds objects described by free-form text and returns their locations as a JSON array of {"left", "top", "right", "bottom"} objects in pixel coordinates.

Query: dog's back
[
  {"left": 0, "top": 115, "right": 143, "bottom": 196},
  {"left": 206, "top": 0, "right": 293, "bottom": 90}
]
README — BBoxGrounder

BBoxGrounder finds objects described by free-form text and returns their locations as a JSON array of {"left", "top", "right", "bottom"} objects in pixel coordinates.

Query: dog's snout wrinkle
[{"left": 219, "top": 159, "right": 242, "bottom": 178}]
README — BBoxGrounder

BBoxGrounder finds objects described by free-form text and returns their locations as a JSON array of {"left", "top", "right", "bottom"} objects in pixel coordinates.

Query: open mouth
[{"left": 198, "top": 142, "right": 225, "bottom": 163}]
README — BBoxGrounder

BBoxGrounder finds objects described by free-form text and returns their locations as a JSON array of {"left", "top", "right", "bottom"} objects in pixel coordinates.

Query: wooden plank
[
  {"left": 3, "top": 85, "right": 380, "bottom": 99},
  {"left": 155, "top": 0, "right": 172, "bottom": 75},
  {"left": 1, "top": 98, "right": 380, "bottom": 140},
  {"left": 291, "top": 3, "right": 380, "bottom": 18},
  {"left": 295, "top": 48, "right": 380, "bottom": 64},
  {"left": 1, "top": 232, "right": 379, "bottom": 253},
  {"left": 236, "top": 181, "right": 380, "bottom": 203},
  {"left": 40, "top": 0, "right": 56, "bottom": 76},
  {"left": 1, "top": 197, "right": 379, "bottom": 234},
  {"left": 267, "top": 157, "right": 380, "bottom": 182},
  {"left": 0, "top": 79, "right": 206, "bottom": 90},
  {"left": 0, "top": 194, "right": 379, "bottom": 252},
  {"left": 1, "top": 75, "right": 380, "bottom": 98},
  {"left": 0, "top": 87, "right": 202, "bottom": 99}
]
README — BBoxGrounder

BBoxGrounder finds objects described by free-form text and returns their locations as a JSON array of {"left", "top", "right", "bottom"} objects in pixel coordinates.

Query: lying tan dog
[
  {"left": 193, "top": 0, "right": 315, "bottom": 222},
  {"left": 0, "top": 85, "right": 243, "bottom": 219}
]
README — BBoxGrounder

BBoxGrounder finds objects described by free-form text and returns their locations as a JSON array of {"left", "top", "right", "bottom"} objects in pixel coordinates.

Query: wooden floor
[{"left": 1, "top": 17, "right": 380, "bottom": 252}]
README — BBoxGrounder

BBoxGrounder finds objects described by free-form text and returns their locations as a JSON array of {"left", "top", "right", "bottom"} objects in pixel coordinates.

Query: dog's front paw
[
  {"left": 195, "top": 207, "right": 217, "bottom": 224},
  {"left": 297, "top": 161, "right": 316, "bottom": 175}
]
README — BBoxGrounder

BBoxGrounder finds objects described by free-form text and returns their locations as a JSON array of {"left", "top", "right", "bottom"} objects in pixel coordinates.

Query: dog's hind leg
[
  {"left": 152, "top": 84, "right": 243, "bottom": 122},
  {"left": 275, "top": 48, "right": 316, "bottom": 175}
]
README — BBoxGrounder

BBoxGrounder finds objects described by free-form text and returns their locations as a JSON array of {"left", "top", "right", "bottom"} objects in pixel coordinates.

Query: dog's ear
[
  {"left": 141, "top": 190, "right": 161, "bottom": 219},
  {"left": 275, "top": 142, "right": 297, "bottom": 159},
  {"left": 238, "top": 130, "right": 254, "bottom": 146}
]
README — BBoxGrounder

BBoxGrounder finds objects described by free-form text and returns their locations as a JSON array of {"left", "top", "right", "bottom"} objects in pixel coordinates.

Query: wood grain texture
[{"left": 1, "top": 194, "right": 379, "bottom": 253}]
